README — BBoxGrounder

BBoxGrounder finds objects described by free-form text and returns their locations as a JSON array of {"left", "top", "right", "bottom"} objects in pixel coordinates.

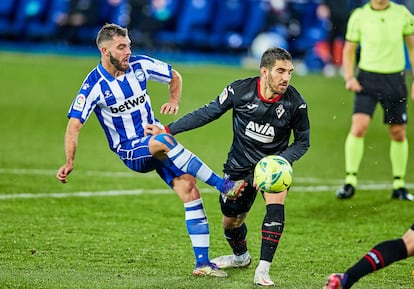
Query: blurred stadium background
[
  {"left": 2, "top": 2, "right": 414, "bottom": 288},
  {"left": 2, "top": 0, "right": 412, "bottom": 74}
]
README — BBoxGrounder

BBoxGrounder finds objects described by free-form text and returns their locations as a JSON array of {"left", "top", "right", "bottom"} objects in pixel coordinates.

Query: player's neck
[
  {"left": 102, "top": 61, "right": 125, "bottom": 78},
  {"left": 370, "top": 0, "right": 389, "bottom": 10},
  {"left": 259, "top": 78, "right": 281, "bottom": 101}
]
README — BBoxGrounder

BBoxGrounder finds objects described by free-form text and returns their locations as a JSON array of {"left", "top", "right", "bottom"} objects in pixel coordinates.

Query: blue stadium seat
[
  {"left": 24, "top": 0, "right": 68, "bottom": 40},
  {"left": 76, "top": 0, "right": 129, "bottom": 44},
  {"left": 155, "top": 0, "right": 214, "bottom": 47},
  {"left": 12, "top": 0, "right": 52, "bottom": 37},
  {"left": 207, "top": 0, "right": 247, "bottom": 49},
  {"left": 236, "top": 0, "right": 268, "bottom": 49},
  {"left": 0, "top": 0, "right": 18, "bottom": 37}
]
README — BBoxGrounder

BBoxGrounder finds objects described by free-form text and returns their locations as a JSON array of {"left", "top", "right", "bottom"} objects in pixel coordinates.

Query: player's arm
[
  {"left": 56, "top": 117, "right": 83, "bottom": 183},
  {"left": 160, "top": 69, "right": 182, "bottom": 115},
  {"left": 342, "top": 41, "right": 362, "bottom": 92},
  {"left": 279, "top": 103, "right": 310, "bottom": 164},
  {"left": 165, "top": 96, "right": 229, "bottom": 135},
  {"left": 404, "top": 34, "right": 414, "bottom": 100}
]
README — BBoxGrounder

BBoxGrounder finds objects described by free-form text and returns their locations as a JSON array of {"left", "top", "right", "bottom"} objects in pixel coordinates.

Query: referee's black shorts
[{"left": 354, "top": 69, "right": 408, "bottom": 124}]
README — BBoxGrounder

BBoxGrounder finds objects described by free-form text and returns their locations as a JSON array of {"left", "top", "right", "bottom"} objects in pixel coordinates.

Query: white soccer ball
[{"left": 254, "top": 155, "right": 293, "bottom": 193}]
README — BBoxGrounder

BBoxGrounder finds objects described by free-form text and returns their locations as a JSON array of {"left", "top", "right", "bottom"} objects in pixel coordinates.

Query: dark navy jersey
[{"left": 167, "top": 77, "right": 310, "bottom": 178}]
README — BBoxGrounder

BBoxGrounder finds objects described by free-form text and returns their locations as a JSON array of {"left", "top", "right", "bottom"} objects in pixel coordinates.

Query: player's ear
[
  {"left": 260, "top": 66, "right": 267, "bottom": 77},
  {"left": 101, "top": 46, "right": 109, "bottom": 56}
]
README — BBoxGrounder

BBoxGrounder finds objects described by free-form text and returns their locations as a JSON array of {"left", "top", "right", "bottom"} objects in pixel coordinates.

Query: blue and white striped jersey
[{"left": 67, "top": 55, "right": 172, "bottom": 151}]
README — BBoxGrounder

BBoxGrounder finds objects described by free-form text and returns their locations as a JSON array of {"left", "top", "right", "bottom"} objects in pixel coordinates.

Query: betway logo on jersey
[
  {"left": 245, "top": 121, "right": 275, "bottom": 143},
  {"left": 109, "top": 95, "right": 145, "bottom": 113}
]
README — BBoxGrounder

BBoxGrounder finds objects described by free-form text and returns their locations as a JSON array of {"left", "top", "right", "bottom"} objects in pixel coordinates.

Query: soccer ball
[{"left": 254, "top": 155, "right": 293, "bottom": 193}]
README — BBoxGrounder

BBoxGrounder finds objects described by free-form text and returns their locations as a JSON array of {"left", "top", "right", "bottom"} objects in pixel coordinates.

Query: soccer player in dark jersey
[
  {"left": 325, "top": 223, "right": 414, "bottom": 288},
  {"left": 56, "top": 23, "right": 245, "bottom": 278},
  {"left": 146, "top": 47, "right": 310, "bottom": 286},
  {"left": 336, "top": 0, "right": 414, "bottom": 201}
]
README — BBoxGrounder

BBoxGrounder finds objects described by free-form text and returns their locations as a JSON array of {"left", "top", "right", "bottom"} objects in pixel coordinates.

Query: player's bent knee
[
  {"left": 403, "top": 229, "right": 414, "bottom": 257},
  {"left": 222, "top": 215, "right": 246, "bottom": 229},
  {"left": 152, "top": 133, "right": 178, "bottom": 150}
]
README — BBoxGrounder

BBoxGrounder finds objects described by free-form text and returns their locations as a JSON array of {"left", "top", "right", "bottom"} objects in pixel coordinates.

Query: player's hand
[
  {"left": 345, "top": 77, "right": 362, "bottom": 93},
  {"left": 144, "top": 124, "right": 166, "bottom": 136},
  {"left": 160, "top": 102, "right": 179, "bottom": 115},
  {"left": 56, "top": 164, "right": 73, "bottom": 183}
]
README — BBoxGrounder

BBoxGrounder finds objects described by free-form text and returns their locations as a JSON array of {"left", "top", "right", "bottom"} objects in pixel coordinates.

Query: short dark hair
[
  {"left": 260, "top": 47, "right": 292, "bottom": 69},
  {"left": 96, "top": 23, "right": 128, "bottom": 48}
]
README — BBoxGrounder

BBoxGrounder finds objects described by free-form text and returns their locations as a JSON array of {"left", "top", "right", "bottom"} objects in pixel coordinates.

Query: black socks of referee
[{"left": 344, "top": 238, "right": 408, "bottom": 288}]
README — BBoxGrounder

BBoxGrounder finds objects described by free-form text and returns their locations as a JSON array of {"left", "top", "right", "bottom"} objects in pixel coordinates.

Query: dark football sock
[
  {"left": 224, "top": 223, "right": 248, "bottom": 256},
  {"left": 344, "top": 238, "right": 408, "bottom": 288},
  {"left": 260, "top": 204, "right": 285, "bottom": 262}
]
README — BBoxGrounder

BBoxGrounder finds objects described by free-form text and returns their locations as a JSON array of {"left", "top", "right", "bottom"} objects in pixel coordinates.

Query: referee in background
[{"left": 337, "top": 0, "right": 414, "bottom": 201}]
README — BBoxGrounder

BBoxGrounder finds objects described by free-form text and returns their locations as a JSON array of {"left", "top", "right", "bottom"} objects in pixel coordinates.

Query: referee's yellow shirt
[{"left": 346, "top": 2, "right": 414, "bottom": 73}]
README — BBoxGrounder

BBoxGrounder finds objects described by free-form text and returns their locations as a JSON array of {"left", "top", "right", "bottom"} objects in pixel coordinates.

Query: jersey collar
[{"left": 97, "top": 63, "right": 131, "bottom": 81}]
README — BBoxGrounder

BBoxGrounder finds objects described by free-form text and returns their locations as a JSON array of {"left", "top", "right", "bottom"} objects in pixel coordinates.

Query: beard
[
  {"left": 109, "top": 53, "right": 128, "bottom": 72},
  {"left": 266, "top": 75, "right": 287, "bottom": 95}
]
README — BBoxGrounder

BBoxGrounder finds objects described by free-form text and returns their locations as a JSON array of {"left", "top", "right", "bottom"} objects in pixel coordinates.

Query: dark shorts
[
  {"left": 116, "top": 136, "right": 184, "bottom": 187},
  {"left": 219, "top": 174, "right": 259, "bottom": 217},
  {"left": 411, "top": 223, "right": 414, "bottom": 231},
  {"left": 354, "top": 70, "right": 408, "bottom": 124}
]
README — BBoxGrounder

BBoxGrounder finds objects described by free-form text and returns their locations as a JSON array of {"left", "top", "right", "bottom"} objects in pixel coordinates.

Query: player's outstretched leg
[
  {"left": 184, "top": 199, "right": 227, "bottom": 277},
  {"left": 157, "top": 135, "right": 246, "bottom": 195}
]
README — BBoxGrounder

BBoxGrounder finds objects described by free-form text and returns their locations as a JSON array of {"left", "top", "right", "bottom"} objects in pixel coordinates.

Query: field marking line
[
  {"left": 1, "top": 167, "right": 413, "bottom": 200},
  {"left": 1, "top": 184, "right": 414, "bottom": 200},
  {"left": 0, "top": 168, "right": 345, "bottom": 182}
]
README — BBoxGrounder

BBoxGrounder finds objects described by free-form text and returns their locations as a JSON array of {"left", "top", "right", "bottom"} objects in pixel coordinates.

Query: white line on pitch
[
  {"left": 0, "top": 168, "right": 345, "bottom": 183},
  {"left": 1, "top": 183, "right": 413, "bottom": 200}
]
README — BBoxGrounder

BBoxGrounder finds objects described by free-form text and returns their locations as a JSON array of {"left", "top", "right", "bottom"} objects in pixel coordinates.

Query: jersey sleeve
[
  {"left": 402, "top": 6, "right": 414, "bottom": 36},
  {"left": 345, "top": 8, "right": 361, "bottom": 43},
  {"left": 67, "top": 71, "right": 100, "bottom": 124},
  {"left": 132, "top": 55, "right": 172, "bottom": 84},
  {"left": 279, "top": 101, "right": 310, "bottom": 164}
]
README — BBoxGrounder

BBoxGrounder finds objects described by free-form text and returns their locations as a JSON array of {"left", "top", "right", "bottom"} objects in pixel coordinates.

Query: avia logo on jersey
[
  {"left": 109, "top": 95, "right": 146, "bottom": 113},
  {"left": 245, "top": 121, "right": 275, "bottom": 143}
]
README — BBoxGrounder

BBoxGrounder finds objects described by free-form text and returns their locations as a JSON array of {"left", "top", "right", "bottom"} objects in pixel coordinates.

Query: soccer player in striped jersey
[
  {"left": 146, "top": 47, "right": 311, "bottom": 286},
  {"left": 325, "top": 223, "right": 414, "bottom": 288},
  {"left": 56, "top": 23, "right": 245, "bottom": 277}
]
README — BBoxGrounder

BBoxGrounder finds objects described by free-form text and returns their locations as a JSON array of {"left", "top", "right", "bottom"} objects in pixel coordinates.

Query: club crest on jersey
[
  {"left": 219, "top": 88, "right": 228, "bottom": 104},
  {"left": 73, "top": 94, "right": 86, "bottom": 111},
  {"left": 275, "top": 104, "right": 285, "bottom": 119},
  {"left": 135, "top": 69, "right": 145, "bottom": 82}
]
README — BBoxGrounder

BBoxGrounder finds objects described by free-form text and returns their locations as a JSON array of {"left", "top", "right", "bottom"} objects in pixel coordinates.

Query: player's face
[
  {"left": 263, "top": 59, "right": 294, "bottom": 95},
  {"left": 105, "top": 35, "right": 131, "bottom": 72},
  {"left": 371, "top": 0, "right": 389, "bottom": 6}
]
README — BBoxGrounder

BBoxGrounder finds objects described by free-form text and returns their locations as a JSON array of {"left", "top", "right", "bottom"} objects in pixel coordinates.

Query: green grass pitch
[{"left": 0, "top": 51, "right": 413, "bottom": 288}]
